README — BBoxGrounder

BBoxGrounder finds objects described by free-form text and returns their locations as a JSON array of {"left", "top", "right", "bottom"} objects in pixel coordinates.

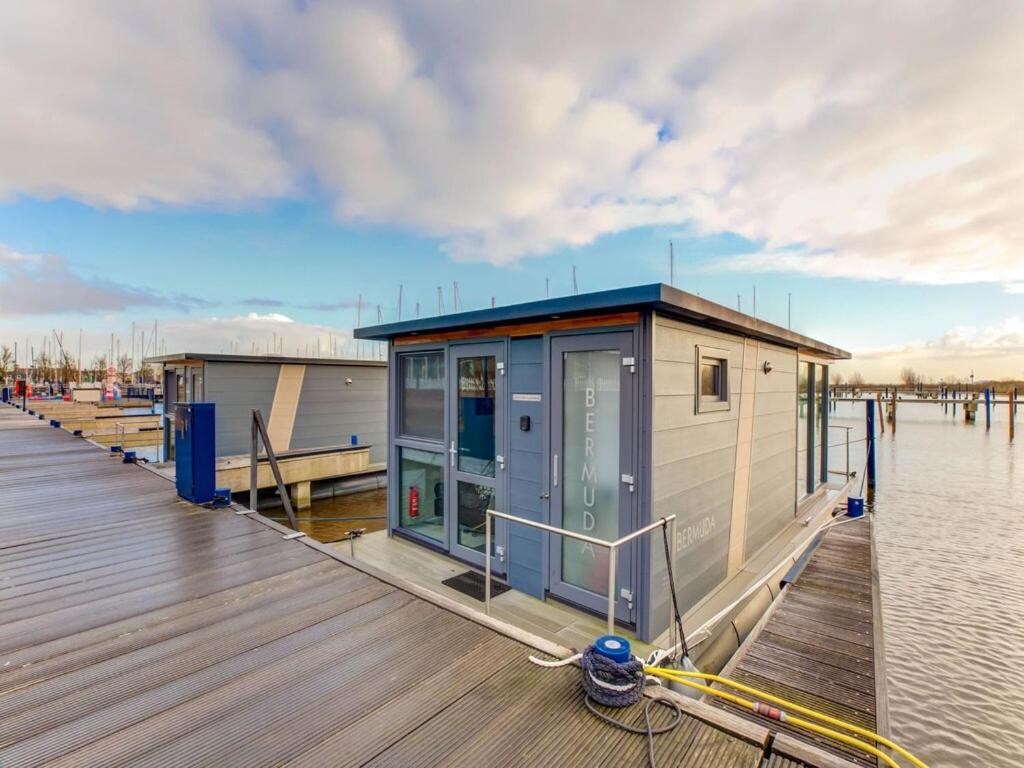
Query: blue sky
[{"left": 1, "top": 2, "right": 1022, "bottom": 380}]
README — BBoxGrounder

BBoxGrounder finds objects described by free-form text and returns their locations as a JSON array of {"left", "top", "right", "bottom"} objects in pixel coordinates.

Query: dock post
[
  {"left": 952, "top": 389, "right": 957, "bottom": 417},
  {"left": 876, "top": 392, "right": 884, "bottom": 434},
  {"left": 943, "top": 387, "right": 948, "bottom": 415},
  {"left": 985, "top": 388, "right": 991, "bottom": 430},
  {"left": 1010, "top": 389, "right": 1015, "bottom": 442},
  {"left": 891, "top": 390, "right": 897, "bottom": 434},
  {"left": 866, "top": 399, "right": 877, "bottom": 489},
  {"left": 249, "top": 413, "right": 258, "bottom": 512}
]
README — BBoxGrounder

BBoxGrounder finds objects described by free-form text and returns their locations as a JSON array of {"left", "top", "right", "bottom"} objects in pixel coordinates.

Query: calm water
[
  {"left": 832, "top": 398, "right": 1022, "bottom": 767},
  {"left": 265, "top": 487, "right": 387, "bottom": 542}
]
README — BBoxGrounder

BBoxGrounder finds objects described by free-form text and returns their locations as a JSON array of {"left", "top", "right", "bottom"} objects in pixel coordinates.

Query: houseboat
[
  {"left": 145, "top": 353, "right": 387, "bottom": 507},
  {"left": 354, "top": 283, "right": 851, "bottom": 647}
]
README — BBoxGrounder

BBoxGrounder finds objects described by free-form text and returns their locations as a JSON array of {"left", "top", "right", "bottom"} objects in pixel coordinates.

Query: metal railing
[
  {"left": 827, "top": 424, "right": 854, "bottom": 478},
  {"left": 249, "top": 408, "right": 298, "bottom": 530},
  {"left": 484, "top": 509, "right": 677, "bottom": 635}
]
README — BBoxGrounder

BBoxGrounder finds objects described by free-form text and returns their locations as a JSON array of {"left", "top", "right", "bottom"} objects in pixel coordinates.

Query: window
[
  {"left": 695, "top": 346, "right": 730, "bottom": 413},
  {"left": 797, "top": 362, "right": 810, "bottom": 499},
  {"left": 399, "top": 351, "right": 444, "bottom": 441},
  {"left": 397, "top": 448, "right": 445, "bottom": 543}
]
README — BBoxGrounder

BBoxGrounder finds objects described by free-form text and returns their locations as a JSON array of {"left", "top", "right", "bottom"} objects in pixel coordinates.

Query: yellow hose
[{"left": 646, "top": 666, "right": 928, "bottom": 768}]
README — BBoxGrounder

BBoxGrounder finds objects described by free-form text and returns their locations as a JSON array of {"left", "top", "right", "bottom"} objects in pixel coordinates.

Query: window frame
[{"left": 695, "top": 345, "right": 731, "bottom": 413}]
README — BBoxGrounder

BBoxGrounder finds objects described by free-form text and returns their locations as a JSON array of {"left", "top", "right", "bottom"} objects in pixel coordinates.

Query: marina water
[{"left": 834, "top": 398, "right": 1022, "bottom": 767}]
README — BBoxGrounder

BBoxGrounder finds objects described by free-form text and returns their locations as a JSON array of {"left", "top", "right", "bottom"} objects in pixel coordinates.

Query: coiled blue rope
[{"left": 580, "top": 646, "right": 682, "bottom": 767}]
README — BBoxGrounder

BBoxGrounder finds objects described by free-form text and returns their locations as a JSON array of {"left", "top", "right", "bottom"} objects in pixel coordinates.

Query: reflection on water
[
  {"left": 831, "top": 398, "right": 1021, "bottom": 768},
  {"left": 266, "top": 487, "right": 387, "bottom": 543}
]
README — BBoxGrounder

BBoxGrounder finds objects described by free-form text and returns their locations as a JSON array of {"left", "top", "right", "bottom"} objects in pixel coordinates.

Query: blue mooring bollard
[
  {"left": 847, "top": 497, "right": 865, "bottom": 517},
  {"left": 110, "top": 445, "right": 123, "bottom": 454},
  {"left": 123, "top": 451, "right": 137, "bottom": 464},
  {"left": 984, "top": 388, "right": 991, "bottom": 430}
]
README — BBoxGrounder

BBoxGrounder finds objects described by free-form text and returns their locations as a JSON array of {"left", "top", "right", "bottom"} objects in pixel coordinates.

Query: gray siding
[
  {"left": 506, "top": 337, "right": 545, "bottom": 599},
  {"left": 645, "top": 316, "right": 801, "bottom": 640},
  {"left": 745, "top": 343, "right": 798, "bottom": 557},
  {"left": 290, "top": 364, "right": 388, "bottom": 463},
  {"left": 204, "top": 363, "right": 280, "bottom": 457},
  {"left": 648, "top": 318, "right": 742, "bottom": 622}
]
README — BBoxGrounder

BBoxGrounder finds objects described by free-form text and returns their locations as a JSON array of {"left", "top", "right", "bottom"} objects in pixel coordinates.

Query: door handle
[
  {"left": 449, "top": 441, "right": 456, "bottom": 468},
  {"left": 539, "top": 491, "right": 550, "bottom": 500},
  {"left": 553, "top": 453, "right": 559, "bottom": 487},
  {"left": 496, "top": 454, "right": 505, "bottom": 470}
]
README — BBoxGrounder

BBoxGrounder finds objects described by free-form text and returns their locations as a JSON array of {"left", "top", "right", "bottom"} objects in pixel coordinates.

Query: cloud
[
  {"left": 0, "top": 243, "right": 208, "bottom": 315},
  {"left": 240, "top": 297, "right": 289, "bottom": 308},
  {"left": 2, "top": 2, "right": 1023, "bottom": 283},
  {"left": 835, "top": 317, "right": 1024, "bottom": 381},
  {"left": 151, "top": 311, "right": 356, "bottom": 357}
]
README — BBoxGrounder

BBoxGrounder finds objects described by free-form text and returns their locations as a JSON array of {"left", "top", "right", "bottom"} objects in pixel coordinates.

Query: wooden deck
[
  {"left": 0, "top": 404, "right": 811, "bottom": 767},
  {"left": 713, "top": 517, "right": 887, "bottom": 767}
]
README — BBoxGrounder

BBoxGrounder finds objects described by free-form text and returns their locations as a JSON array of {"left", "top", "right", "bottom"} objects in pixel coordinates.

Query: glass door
[
  {"left": 548, "top": 332, "right": 636, "bottom": 622},
  {"left": 448, "top": 343, "right": 506, "bottom": 572}
]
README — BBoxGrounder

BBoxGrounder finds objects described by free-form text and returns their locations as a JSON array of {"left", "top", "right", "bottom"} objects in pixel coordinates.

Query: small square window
[{"left": 695, "top": 346, "right": 730, "bottom": 413}]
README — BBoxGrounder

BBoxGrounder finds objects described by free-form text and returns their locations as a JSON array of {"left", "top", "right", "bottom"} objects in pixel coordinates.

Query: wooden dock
[
  {"left": 0, "top": 404, "right": 861, "bottom": 768},
  {"left": 712, "top": 518, "right": 887, "bottom": 767}
]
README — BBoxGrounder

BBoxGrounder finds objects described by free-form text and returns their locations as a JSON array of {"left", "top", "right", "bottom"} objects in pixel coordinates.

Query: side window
[{"left": 695, "top": 346, "right": 730, "bottom": 413}]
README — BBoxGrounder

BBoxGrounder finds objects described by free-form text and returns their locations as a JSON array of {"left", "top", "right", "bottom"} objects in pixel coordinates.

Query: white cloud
[
  {"left": 149, "top": 312, "right": 356, "bottom": 358},
  {"left": 0, "top": 243, "right": 207, "bottom": 315},
  {"left": 2, "top": 2, "right": 1023, "bottom": 282},
  {"left": 835, "top": 317, "right": 1024, "bottom": 381}
]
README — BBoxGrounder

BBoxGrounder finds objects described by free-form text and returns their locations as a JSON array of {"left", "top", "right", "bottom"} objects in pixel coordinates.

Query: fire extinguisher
[{"left": 409, "top": 485, "right": 420, "bottom": 517}]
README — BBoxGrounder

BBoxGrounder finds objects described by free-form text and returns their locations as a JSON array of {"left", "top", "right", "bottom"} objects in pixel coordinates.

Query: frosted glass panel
[{"left": 561, "top": 349, "right": 620, "bottom": 592}]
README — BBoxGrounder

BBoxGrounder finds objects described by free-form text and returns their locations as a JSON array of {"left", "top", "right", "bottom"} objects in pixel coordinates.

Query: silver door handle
[
  {"left": 449, "top": 441, "right": 456, "bottom": 467},
  {"left": 553, "top": 453, "right": 559, "bottom": 487},
  {"left": 496, "top": 454, "right": 505, "bottom": 470}
]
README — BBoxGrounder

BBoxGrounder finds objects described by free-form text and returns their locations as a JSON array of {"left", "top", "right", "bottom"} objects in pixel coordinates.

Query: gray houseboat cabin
[
  {"left": 355, "top": 283, "right": 850, "bottom": 643},
  {"left": 147, "top": 353, "right": 387, "bottom": 465}
]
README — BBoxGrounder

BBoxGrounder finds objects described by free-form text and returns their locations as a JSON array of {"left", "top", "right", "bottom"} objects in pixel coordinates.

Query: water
[
  {"left": 831, "top": 397, "right": 1022, "bottom": 767},
  {"left": 264, "top": 487, "right": 387, "bottom": 542}
]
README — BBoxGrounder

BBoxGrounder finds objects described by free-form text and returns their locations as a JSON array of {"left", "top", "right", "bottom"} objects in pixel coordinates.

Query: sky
[{"left": 1, "top": 1, "right": 1022, "bottom": 382}]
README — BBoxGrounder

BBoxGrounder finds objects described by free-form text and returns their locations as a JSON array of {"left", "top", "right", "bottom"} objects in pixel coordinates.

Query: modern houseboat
[
  {"left": 355, "top": 283, "right": 851, "bottom": 645},
  {"left": 146, "top": 353, "right": 387, "bottom": 507}
]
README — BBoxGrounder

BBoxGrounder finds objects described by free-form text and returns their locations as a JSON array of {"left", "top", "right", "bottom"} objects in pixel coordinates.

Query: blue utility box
[{"left": 174, "top": 402, "right": 216, "bottom": 504}]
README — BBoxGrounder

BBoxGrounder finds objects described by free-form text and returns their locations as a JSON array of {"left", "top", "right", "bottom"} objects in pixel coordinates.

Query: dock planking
[
  {"left": 0, "top": 405, "right": 790, "bottom": 768},
  {"left": 712, "top": 517, "right": 887, "bottom": 768}
]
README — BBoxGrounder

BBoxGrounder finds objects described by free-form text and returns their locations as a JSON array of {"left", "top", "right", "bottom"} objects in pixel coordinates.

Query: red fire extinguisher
[{"left": 409, "top": 485, "right": 420, "bottom": 517}]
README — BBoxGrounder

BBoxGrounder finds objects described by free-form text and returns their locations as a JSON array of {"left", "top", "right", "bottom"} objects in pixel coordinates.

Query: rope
[
  {"left": 659, "top": 519, "right": 688, "bottom": 659},
  {"left": 580, "top": 646, "right": 681, "bottom": 768}
]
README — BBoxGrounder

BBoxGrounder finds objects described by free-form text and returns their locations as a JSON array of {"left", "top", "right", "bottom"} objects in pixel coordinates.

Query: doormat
[{"left": 441, "top": 570, "right": 511, "bottom": 602}]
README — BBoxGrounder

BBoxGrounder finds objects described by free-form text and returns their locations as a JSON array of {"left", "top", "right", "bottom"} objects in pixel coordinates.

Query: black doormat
[{"left": 441, "top": 570, "right": 511, "bottom": 602}]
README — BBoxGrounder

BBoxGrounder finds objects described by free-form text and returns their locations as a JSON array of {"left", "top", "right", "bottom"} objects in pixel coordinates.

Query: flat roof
[
  {"left": 354, "top": 283, "right": 850, "bottom": 359},
  {"left": 144, "top": 353, "right": 387, "bottom": 367}
]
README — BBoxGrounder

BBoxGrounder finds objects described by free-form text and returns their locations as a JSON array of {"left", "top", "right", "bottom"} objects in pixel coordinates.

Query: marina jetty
[{"left": 2, "top": 399, "right": 883, "bottom": 766}]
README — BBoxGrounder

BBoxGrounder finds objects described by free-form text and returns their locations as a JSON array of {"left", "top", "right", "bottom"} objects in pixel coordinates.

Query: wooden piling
[
  {"left": 891, "top": 390, "right": 897, "bottom": 434},
  {"left": 876, "top": 392, "right": 885, "bottom": 434},
  {"left": 1010, "top": 388, "right": 1016, "bottom": 442}
]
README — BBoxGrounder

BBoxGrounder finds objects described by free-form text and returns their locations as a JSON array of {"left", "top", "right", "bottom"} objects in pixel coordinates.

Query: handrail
[
  {"left": 249, "top": 408, "right": 298, "bottom": 530},
  {"left": 484, "top": 509, "right": 677, "bottom": 635},
  {"left": 827, "top": 424, "right": 853, "bottom": 478}
]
